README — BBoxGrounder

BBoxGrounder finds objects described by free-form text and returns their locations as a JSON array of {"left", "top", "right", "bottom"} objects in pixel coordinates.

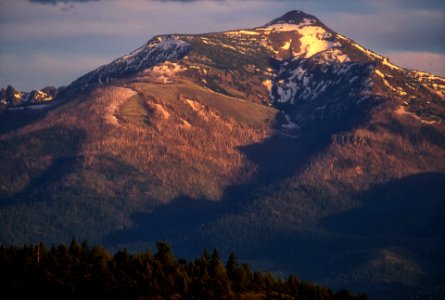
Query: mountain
[
  {"left": 0, "top": 85, "right": 58, "bottom": 110},
  {"left": 1, "top": 10, "right": 445, "bottom": 299}
]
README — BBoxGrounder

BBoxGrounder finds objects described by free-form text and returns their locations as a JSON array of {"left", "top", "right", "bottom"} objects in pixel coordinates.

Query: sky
[{"left": 0, "top": 0, "right": 444, "bottom": 91}]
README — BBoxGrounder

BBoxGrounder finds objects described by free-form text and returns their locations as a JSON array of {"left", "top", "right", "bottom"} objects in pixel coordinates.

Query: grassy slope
[
  {"left": 130, "top": 80, "right": 277, "bottom": 126},
  {"left": 0, "top": 80, "right": 277, "bottom": 246}
]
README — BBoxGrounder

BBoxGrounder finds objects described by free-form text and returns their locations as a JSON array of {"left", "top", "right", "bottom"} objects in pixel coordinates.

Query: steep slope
[{"left": 1, "top": 10, "right": 444, "bottom": 299}]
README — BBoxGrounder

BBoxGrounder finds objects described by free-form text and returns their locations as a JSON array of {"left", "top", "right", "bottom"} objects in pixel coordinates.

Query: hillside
[{"left": 0, "top": 10, "right": 444, "bottom": 299}]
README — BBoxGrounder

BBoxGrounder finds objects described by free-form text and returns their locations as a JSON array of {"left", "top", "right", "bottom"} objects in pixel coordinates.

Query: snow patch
[
  {"left": 200, "top": 37, "right": 210, "bottom": 44},
  {"left": 262, "top": 79, "right": 273, "bottom": 92},
  {"left": 220, "top": 43, "right": 239, "bottom": 52},
  {"left": 281, "top": 41, "right": 292, "bottom": 50},
  {"left": 143, "top": 61, "right": 185, "bottom": 84},
  {"left": 259, "top": 23, "right": 341, "bottom": 59},
  {"left": 282, "top": 114, "right": 300, "bottom": 130},
  {"left": 291, "top": 66, "right": 306, "bottom": 80},
  {"left": 260, "top": 24, "right": 301, "bottom": 33},
  {"left": 411, "top": 71, "right": 445, "bottom": 99},
  {"left": 351, "top": 42, "right": 383, "bottom": 61},
  {"left": 382, "top": 58, "right": 402, "bottom": 71},
  {"left": 72, "top": 35, "right": 191, "bottom": 92},
  {"left": 277, "top": 85, "right": 294, "bottom": 103},
  {"left": 199, "top": 37, "right": 244, "bottom": 53},
  {"left": 113, "top": 36, "right": 190, "bottom": 72},
  {"left": 375, "top": 69, "right": 395, "bottom": 91},
  {"left": 351, "top": 42, "right": 402, "bottom": 71},
  {"left": 375, "top": 69, "right": 406, "bottom": 95},
  {"left": 349, "top": 76, "right": 359, "bottom": 84},
  {"left": 336, "top": 34, "right": 348, "bottom": 41},
  {"left": 137, "top": 37, "right": 189, "bottom": 69},
  {"left": 225, "top": 30, "right": 260, "bottom": 36},
  {"left": 296, "top": 26, "right": 340, "bottom": 58},
  {"left": 317, "top": 48, "right": 350, "bottom": 64}
]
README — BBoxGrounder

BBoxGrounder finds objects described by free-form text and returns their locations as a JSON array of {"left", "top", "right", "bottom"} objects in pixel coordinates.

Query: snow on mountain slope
[
  {"left": 409, "top": 70, "right": 445, "bottom": 99},
  {"left": 257, "top": 22, "right": 340, "bottom": 59},
  {"left": 59, "top": 9, "right": 445, "bottom": 135},
  {"left": 66, "top": 35, "right": 191, "bottom": 94},
  {"left": 0, "top": 85, "right": 57, "bottom": 109},
  {"left": 224, "top": 11, "right": 340, "bottom": 61}
]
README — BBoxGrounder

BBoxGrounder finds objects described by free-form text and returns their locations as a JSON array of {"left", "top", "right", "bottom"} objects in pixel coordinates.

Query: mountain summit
[
  {"left": 1, "top": 10, "right": 445, "bottom": 299},
  {"left": 265, "top": 10, "right": 324, "bottom": 27}
]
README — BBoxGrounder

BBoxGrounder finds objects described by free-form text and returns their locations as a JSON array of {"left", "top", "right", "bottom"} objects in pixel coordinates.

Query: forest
[{"left": 0, "top": 240, "right": 368, "bottom": 299}]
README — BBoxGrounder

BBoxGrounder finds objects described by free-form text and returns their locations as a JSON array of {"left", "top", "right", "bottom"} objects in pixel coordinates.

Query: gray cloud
[
  {"left": 385, "top": 51, "right": 445, "bottom": 76},
  {"left": 28, "top": 0, "right": 445, "bottom": 13},
  {"left": 28, "top": 0, "right": 206, "bottom": 3},
  {"left": 323, "top": 10, "right": 445, "bottom": 54},
  {"left": 399, "top": 0, "right": 445, "bottom": 11},
  {"left": 29, "top": 0, "right": 100, "bottom": 4},
  {"left": 0, "top": 52, "right": 109, "bottom": 90}
]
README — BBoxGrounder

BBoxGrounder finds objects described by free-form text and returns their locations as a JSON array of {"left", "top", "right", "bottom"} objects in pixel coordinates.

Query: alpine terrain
[{"left": 1, "top": 10, "right": 444, "bottom": 299}]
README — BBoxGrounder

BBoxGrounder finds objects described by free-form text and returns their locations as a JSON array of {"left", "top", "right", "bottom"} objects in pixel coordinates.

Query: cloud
[
  {"left": 29, "top": 0, "right": 100, "bottom": 4},
  {"left": 392, "top": 0, "right": 445, "bottom": 11},
  {"left": 321, "top": 10, "right": 445, "bottom": 53},
  {"left": 24, "top": 0, "right": 374, "bottom": 13},
  {"left": 3, "top": 0, "right": 272, "bottom": 42},
  {"left": 27, "top": 0, "right": 216, "bottom": 3},
  {"left": 0, "top": 52, "right": 109, "bottom": 90},
  {"left": 26, "top": 0, "right": 443, "bottom": 12},
  {"left": 26, "top": 0, "right": 445, "bottom": 12}
]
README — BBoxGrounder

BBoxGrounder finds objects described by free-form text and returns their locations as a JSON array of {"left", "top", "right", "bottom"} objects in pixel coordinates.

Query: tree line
[{"left": 0, "top": 240, "right": 368, "bottom": 299}]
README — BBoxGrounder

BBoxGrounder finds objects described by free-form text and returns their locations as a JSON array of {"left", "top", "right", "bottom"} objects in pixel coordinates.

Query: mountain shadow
[
  {"left": 106, "top": 196, "right": 224, "bottom": 253},
  {"left": 322, "top": 172, "right": 445, "bottom": 238},
  {"left": 0, "top": 109, "right": 49, "bottom": 135},
  {"left": 320, "top": 172, "right": 445, "bottom": 293},
  {"left": 104, "top": 87, "right": 378, "bottom": 255},
  {"left": 0, "top": 125, "right": 86, "bottom": 207}
]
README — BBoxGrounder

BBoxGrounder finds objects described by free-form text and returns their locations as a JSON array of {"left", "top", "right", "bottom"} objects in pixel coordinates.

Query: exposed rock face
[{"left": 1, "top": 85, "right": 57, "bottom": 108}]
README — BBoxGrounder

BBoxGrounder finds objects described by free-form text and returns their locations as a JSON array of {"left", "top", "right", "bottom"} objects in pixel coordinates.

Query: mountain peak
[{"left": 265, "top": 10, "right": 321, "bottom": 26}]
